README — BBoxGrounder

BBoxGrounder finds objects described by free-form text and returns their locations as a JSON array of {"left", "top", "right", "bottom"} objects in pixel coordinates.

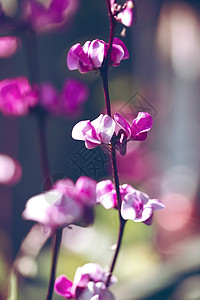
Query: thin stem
[
  {"left": 46, "top": 229, "right": 62, "bottom": 300},
  {"left": 100, "top": 0, "right": 127, "bottom": 286},
  {"left": 37, "top": 115, "right": 52, "bottom": 191},
  {"left": 106, "top": 219, "right": 126, "bottom": 287},
  {"left": 103, "top": 0, "right": 116, "bottom": 73},
  {"left": 111, "top": 147, "right": 122, "bottom": 209},
  {"left": 23, "top": 25, "right": 62, "bottom": 300}
]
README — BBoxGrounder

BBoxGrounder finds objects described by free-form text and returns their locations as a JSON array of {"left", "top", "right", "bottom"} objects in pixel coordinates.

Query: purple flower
[
  {"left": 67, "top": 38, "right": 129, "bottom": 74},
  {"left": 22, "top": 177, "right": 97, "bottom": 232},
  {"left": 55, "top": 263, "right": 117, "bottom": 299},
  {"left": 0, "top": 77, "right": 38, "bottom": 116},
  {"left": 114, "top": 112, "right": 153, "bottom": 155},
  {"left": 110, "top": 0, "right": 136, "bottom": 27},
  {"left": 96, "top": 180, "right": 165, "bottom": 225},
  {"left": 39, "top": 79, "right": 89, "bottom": 117},
  {"left": 22, "top": 0, "right": 79, "bottom": 33},
  {"left": 72, "top": 114, "right": 115, "bottom": 149}
]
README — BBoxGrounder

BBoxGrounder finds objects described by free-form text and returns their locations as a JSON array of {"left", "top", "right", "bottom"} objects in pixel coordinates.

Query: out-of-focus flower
[
  {"left": 110, "top": 0, "right": 136, "bottom": 27},
  {"left": 39, "top": 79, "right": 89, "bottom": 117},
  {"left": 22, "top": 177, "right": 97, "bottom": 232},
  {"left": 114, "top": 112, "right": 153, "bottom": 155},
  {"left": 67, "top": 38, "right": 129, "bottom": 74},
  {"left": 0, "top": 37, "right": 20, "bottom": 58},
  {"left": 22, "top": 0, "right": 79, "bottom": 33},
  {"left": 0, "top": 77, "right": 38, "bottom": 116},
  {"left": 0, "top": 154, "right": 22, "bottom": 186},
  {"left": 72, "top": 114, "right": 115, "bottom": 149},
  {"left": 96, "top": 180, "right": 165, "bottom": 225},
  {"left": 55, "top": 263, "right": 117, "bottom": 299}
]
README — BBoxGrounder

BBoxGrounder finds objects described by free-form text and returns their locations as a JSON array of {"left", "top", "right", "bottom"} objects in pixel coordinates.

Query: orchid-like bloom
[
  {"left": 110, "top": 0, "right": 136, "bottom": 27},
  {"left": 114, "top": 112, "right": 153, "bottom": 155},
  {"left": 22, "top": 0, "right": 79, "bottom": 33},
  {"left": 55, "top": 263, "right": 117, "bottom": 299},
  {"left": 0, "top": 77, "right": 38, "bottom": 116},
  {"left": 0, "top": 37, "right": 20, "bottom": 58},
  {"left": 67, "top": 38, "right": 129, "bottom": 74},
  {"left": 22, "top": 177, "right": 97, "bottom": 232},
  {"left": 39, "top": 79, "right": 89, "bottom": 116},
  {"left": 96, "top": 180, "right": 165, "bottom": 225},
  {"left": 72, "top": 114, "right": 115, "bottom": 149}
]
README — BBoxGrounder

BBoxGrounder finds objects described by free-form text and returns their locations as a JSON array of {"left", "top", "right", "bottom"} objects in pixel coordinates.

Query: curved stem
[{"left": 46, "top": 229, "right": 62, "bottom": 300}]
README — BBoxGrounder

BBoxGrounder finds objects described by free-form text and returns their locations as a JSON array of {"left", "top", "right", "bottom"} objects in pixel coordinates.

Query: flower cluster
[
  {"left": 67, "top": 38, "right": 129, "bottom": 74},
  {"left": 72, "top": 112, "right": 153, "bottom": 155},
  {"left": 39, "top": 79, "right": 89, "bottom": 117},
  {"left": 55, "top": 263, "right": 116, "bottom": 300},
  {"left": 0, "top": 77, "right": 38, "bottom": 116},
  {"left": 22, "top": 177, "right": 97, "bottom": 232},
  {"left": 0, "top": 76, "right": 89, "bottom": 117},
  {"left": 97, "top": 180, "right": 165, "bottom": 225}
]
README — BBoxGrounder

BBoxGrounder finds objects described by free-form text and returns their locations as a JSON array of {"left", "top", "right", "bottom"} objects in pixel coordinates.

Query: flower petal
[
  {"left": 92, "top": 114, "right": 115, "bottom": 144},
  {"left": 54, "top": 275, "right": 73, "bottom": 299},
  {"left": 88, "top": 40, "right": 105, "bottom": 68},
  {"left": 96, "top": 180, "right": 117, "bottom": 209},
  {"left": 67, "top": 43, "right": 91, "bottom": 70},
  {"left": 121, "top": 192, "right": 143, "bottom": 220},
  {"left": 116, "top": 1, "right": 135, "bottom": 27},
  {"left": 22, "top": 190, "right": 62, "bottom": 224},
  {"left": 72, "top": 120, "right": 95, "bottom": 141},
  {"left": 76, "top": 176, "right": 97, "bottom": 206},
  {"left": 134, "top": 205, "right": 154, "bottom": 222},
  {"left": 113, "top": 38, "right": 129, "bottom": 60},
  {"left": 131, "top": 112, "right": 153, "bottom": 139},
  {"left": 114, "top": 113, "right": 131, "bottom": 138},
  {"left": 149, "top": 199, "right": 165, "bottom": 211}
]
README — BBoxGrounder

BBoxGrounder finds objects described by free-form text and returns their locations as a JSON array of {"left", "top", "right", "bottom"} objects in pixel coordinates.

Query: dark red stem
[{"left": 101, "top": 0, "right": 127, "bottom": 287}]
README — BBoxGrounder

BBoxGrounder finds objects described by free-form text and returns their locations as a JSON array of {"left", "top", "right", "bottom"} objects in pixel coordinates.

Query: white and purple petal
[{"left": 131, "top": 112, "right": 153, "bottom": 139}]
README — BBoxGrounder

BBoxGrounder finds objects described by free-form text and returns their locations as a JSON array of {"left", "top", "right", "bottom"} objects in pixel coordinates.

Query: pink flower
[
  {"left": 72, "top": 114, "right": 115, "bottom": 149},
  {"left": 96, "top": 180, "right": 165, "bottom": 225},
  {"left": 0, "top": 37, "right": 20, "bottom": 58},
  {"left": 110, "top": 0, "right": 136, "bottom": 27},
  {"left": 67, "top": 38, "right": 129, "bottom": 74},
  {"left": 0, "top": 77, "right": 38, "bottom": 116},
  {"left": 0, "top": 154, "right": 22, "bottom": 186},
  {"left": 22, "top": 0, "right": 79, "bottom": 33},
  {"left": 39, "top": 79, "right": 89, "bottom": 116},
  {"left": 114, "top": 112, "right": 153, "bottom": 155},
  {"left": 55, "top": 263, "right": 117, "bottom": 299},
  {"left": 22, "top": 177, "right": 97, "bottom": 232}
]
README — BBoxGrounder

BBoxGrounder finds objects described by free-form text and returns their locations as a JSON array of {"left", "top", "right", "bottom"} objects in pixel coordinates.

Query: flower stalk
[
  {"left": 100, "top": 0, "right": 126, "bottom": 285},
  {"left": 23, "top": 27, "right": 62, "bottom": 300},
  {"left": 46, "top": 229, "right": 62, "bottom": 300}
]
